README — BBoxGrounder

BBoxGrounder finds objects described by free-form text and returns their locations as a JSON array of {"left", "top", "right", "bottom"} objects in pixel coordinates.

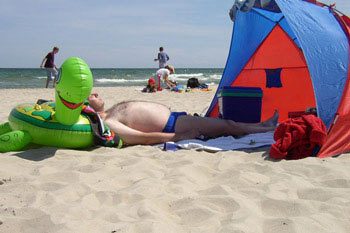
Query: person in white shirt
[{"left": 156, "top": 65, "right": 176, "bottom": 89}]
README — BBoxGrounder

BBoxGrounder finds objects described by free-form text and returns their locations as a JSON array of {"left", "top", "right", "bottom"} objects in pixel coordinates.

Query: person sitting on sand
[
  {"left": 156, "top": 65, "right": 177, "bottom": 89},
  {"left": 87, "top": 93, "right": 279, "bottom": 146},
  {"left": 142, "top": 77, "right": 157, "bottom": 93}
]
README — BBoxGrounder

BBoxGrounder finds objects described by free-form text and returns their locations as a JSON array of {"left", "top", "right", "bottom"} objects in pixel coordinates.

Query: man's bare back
[{"left": 105, "top": 101, "right": 172, "bottom": 132}]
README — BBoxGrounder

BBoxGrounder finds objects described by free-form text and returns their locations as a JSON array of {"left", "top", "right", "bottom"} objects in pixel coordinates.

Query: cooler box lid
[{"left": 218, "top": 86, "right": 263, "bottom": 98}]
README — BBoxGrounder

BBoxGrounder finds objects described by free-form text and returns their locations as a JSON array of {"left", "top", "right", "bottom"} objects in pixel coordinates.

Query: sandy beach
[{"left": 1, "top": 87, "right": 350, "bottom": 233}]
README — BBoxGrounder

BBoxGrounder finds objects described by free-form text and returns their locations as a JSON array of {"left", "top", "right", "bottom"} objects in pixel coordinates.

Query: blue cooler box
[{"left": 218, "top": 86, "right": 263, "bottom": 123}]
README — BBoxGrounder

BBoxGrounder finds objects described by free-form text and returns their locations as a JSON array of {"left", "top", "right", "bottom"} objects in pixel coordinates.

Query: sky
[{"left": 0, "top": 0, "right": 349, "bottom": 68}]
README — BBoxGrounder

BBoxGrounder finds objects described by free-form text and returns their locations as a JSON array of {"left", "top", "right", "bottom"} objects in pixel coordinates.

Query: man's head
[
  {"left": 53, "top": 47, "right": 59, "bottom": 54},
  {"left": 159, "top": 47, "right": 164, "bottom": 52},
  {"left": 88, "top": 93, "right": 105, "bottom": 112}
]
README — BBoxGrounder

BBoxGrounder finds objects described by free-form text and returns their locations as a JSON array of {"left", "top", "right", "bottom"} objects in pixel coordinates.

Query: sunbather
[{"left": 88, "top": 93, "right": 278, "bottom": 145}]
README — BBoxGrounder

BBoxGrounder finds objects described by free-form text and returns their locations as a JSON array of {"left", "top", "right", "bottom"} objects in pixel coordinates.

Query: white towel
[{"left": 162, "top": 131, "right": 275, "bottom": 152}]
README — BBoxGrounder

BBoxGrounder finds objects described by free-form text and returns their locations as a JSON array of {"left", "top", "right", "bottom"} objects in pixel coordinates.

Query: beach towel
[
  {"left": 270, "top": 114, "right": 327, "bottom": 160},
  {"left": 162, "top": 132, "right": 274, "bottom": 152}
]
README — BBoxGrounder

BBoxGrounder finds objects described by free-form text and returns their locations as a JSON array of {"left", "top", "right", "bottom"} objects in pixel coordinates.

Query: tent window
[{"left": 265, "top": 68, "right": 282, "bottom": 88}]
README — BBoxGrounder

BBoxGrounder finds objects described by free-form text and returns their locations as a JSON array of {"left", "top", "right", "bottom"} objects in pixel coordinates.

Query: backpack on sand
[{"left": 187, "top": 78, "right": 200, "bottom": 88}]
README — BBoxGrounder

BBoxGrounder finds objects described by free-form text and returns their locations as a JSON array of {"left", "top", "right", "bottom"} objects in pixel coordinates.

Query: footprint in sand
[
  {"left": 118, "top": 158, "right": 143, "bottom": 167},
  {"left": 38, "top": 182, "right": 66, "bottom": 192},
  {"left": 198, "top": 185, "right": 230, "bottom": 196},
  {"left": 101, "top": 212, "right": 120, "bottom": 223},
  {"left": 169, "top": 197, "right": 196, "bottom": 212},
  {"left": 169, "top": 197, "right": 215, "bottom": 225},
  {"left": 218, "top": 226, "right": 245, "bottom": 233},
  {"left": 81, "top": 193, "right": 102, "bottom": 211},
  {"left": 321, "top": 179, "right": 350, "bottom": 188},
  {"left": 90, "top": 155, "right": 114, "bottom": 164},
  {"left": 201, "top": 197, "right": 241, "bottom": 214},
  {"left": 175, "top": 207, "right": 215, "bottom": 226},
  {"left": 77, "top": 164, "right": 102, "bottom": 173},
  {"left": 94, "top": 191, "right": 128, "bottom": 208},
  {"left": 33, "top": 192, "right": 56, "bottom": 207},
  {"left": 38, "top": 171, "right": 79, "bottom": 184},
  {"left": 297, "top": 188, "right": 343, "bottom": 202},
  {"left": 170, "top": 196, "right": 240, "bottom": 226},
  {"left": 303, "top": 164, "right": 332, "bottom": 177},
  {"left": 18, "top": 209, "right": 62, "bottom": 232},
  {"left": 260, "top": 198, "right": 309, "bottom": 218},
  {"left": 166, "top": 160, "right": 193, "bottom": 168},
  {"left": 113, "top": 193, "right": 145, "bottom": 205}
]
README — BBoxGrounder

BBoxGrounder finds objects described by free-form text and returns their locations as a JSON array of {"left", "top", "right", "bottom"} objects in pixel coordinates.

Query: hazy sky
[{"left": 0, "top": 0, "right": 349, "bottom": 68}]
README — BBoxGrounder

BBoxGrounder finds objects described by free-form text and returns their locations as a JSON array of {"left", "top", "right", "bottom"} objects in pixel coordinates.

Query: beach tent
[{"left": 206, "top": 0, "right": 350, "bottom": 158}]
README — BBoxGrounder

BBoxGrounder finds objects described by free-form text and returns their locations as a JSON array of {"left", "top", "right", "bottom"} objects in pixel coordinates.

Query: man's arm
[
  {"left": 40, "top": 58, "right": 46, "bottom": 68},
  {"left": 154, "top": 53, "right": 160, "bottom": 62},
  {"left": 165, "top": 79, "right": 176, "bottom": 89},
  {"left": 164, "top": 76, "right": 176, "bottom": 89},
  {"left": 166, "top": 54, "right": 169, "bottom": 61},
  {"left": 105, "top": 118, "right": 175, "bottom": 145}
]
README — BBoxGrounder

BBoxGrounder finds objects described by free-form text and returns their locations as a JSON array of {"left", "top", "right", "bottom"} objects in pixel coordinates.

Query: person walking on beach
[
  {"left": 87, "top": 93, "right": 278, "bottom": 146},
  {"left": 40, "top": 47, "right": 59, "bottom": 88},
  {"left": 154, "top": 47, "right": 170, "bottom": 68}
]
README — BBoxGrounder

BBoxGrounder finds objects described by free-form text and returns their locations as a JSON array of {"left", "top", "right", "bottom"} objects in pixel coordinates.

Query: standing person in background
[
  {"left": 154, "top": 47, "right": 169, "bottom": 68},
  {"left": 40, "top": 47, "right": 59, "bottom": 88}
]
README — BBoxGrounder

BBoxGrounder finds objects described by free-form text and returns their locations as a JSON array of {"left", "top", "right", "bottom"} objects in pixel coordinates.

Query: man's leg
[
  {"left": 52, "top": 68, "right": 58, "bottom": 88},
  {"left": 175, "top": 111, "right": 278, "bottom": 138},
  {"left": 45, "top": 69, "right": 52, "bottom": 88}
]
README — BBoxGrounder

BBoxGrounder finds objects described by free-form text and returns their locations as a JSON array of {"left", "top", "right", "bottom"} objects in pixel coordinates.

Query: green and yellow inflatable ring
[
  {"left": 9, "top": 101, "right": 94, "bottom": 149},
  {"left": 0, "top": 57, "right": 121, "bottom": 153}
]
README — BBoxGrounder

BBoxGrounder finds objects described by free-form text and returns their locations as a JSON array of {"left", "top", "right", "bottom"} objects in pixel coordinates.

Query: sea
[{"left": 0, "top": 68, "right": 223, "bottom": 89}]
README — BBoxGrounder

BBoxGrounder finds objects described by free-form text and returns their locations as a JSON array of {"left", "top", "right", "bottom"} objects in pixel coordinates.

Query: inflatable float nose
[{"left": 55, "top": 57, "right": 93, "bottom": 125}]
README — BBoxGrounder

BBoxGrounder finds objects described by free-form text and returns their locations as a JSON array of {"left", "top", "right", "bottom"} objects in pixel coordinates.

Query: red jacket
[{"left": 270, "top": 115, "right": 327, "bottom": 160}]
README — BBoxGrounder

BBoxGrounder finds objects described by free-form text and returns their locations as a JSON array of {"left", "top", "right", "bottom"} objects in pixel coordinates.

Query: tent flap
[{"left": 275, "top": 0, "right": 349, "bottom": 127}]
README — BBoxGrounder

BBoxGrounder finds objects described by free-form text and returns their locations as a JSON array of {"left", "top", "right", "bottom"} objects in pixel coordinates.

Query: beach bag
[{"left": 187, "top": 78, "right": 200, "bottom": 88}]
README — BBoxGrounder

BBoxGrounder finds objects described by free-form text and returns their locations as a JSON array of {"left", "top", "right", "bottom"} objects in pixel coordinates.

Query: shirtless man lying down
[{"left": 88, "top": 93, "right": 278, "bottom": 146}]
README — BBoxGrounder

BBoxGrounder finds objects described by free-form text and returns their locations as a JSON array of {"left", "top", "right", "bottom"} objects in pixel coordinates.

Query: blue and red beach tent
[{"left": 206, "top": 0, "right": 350, "bottom": 158}]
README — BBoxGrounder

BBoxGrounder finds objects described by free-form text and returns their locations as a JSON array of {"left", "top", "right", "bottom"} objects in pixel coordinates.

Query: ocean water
[{"left": 0, "top": 68, "right": 223, "bottom": 89}]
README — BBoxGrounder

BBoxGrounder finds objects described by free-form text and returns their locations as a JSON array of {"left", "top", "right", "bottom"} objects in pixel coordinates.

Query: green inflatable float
[{"left": 0, "top": 57, "right": 122, "bottom": 153}]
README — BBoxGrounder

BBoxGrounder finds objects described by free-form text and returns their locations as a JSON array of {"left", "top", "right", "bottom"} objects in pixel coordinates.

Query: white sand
[{"left": 0, "top": 87, "right": 350, "bottom": 233}]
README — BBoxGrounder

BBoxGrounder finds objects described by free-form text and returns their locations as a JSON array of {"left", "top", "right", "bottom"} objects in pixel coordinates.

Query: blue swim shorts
[{"left": 163, "top": 112, "right": 187, "bottom": 133}]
